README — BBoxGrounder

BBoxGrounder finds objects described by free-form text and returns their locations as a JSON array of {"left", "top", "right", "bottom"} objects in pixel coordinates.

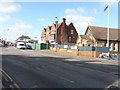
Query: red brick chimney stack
[{"left": 63, "top": 18, "right": 66, "bottom": 23}]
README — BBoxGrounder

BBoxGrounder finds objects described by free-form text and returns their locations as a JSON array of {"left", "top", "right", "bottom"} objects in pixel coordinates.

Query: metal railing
[{"left": 50, "top": 44, "right": 109, "bottom": 52}]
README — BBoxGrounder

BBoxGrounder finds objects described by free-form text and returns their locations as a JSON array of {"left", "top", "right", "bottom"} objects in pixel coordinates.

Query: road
[{"left": 1, "top": 47, "right": 119, "bottom": 88}]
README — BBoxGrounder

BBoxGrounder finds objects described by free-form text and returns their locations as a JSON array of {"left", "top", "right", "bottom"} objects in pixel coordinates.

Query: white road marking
[
  {"left": 30, "top": 85, "right": 39, "bottom": 88},
  {"left": 86, "top": 62, "right": 103, "bottom": 64},
  {"left": 105, "top": 79, "right": 119, "bottom": 88},
  {"left": 64, "top": 59, "right": 79, "bottom": 61}
]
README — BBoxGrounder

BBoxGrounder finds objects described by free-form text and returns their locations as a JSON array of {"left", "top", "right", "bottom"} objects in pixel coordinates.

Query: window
[
  {"left": 71, "top": 30, "right": 74, "bottom": 34},
  {"left": 113, "top": 42, "right": 115, "bottom": 50},
  {"left": 41, "top": 37, "right": 44, "bottom": 41},
  {"left": 46, "top": 32, "right": 49, "bottom": 35},
  {"left": 19, "top": 44, "right": 24, "bottom": 46},
  {"left": 69, "top": 36, "right": 71, "bottom": 42},
  {"left": 50, "top": 34, "right": 55, "bottom": 41},
  {"left": 52, "top": 29, "right": 55, "bottom": 32},
  {"left": 20, "top": 38, "right": 23, "bottom": 41}
]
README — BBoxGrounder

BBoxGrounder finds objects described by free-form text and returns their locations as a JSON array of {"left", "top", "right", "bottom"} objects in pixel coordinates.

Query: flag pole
[
  {"left": 104, "top": 5, "right": 110, "bottom": 59},
  {"left": 107, "top": 6, "right": 110, "bottom": 58},
  {"left": 107, "top": 6, "right": 110, "bottom": 48}
]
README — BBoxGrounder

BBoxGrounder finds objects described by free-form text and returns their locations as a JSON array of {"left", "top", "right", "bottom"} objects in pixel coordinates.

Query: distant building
[
  {"left": 77, "top": 35, "right": 93, "bottom": 46},
  {"left": 15, "top": 35, "right": 31, "bottom": 42},
  {"left": 77, "top": 25, "right": 120, "bottom": 52},
  {"left": 41, "top": 18, "right": 78, "bottom": 45},
  {"left": 15, "top": 35, "right": 35, "bottom": 44}
]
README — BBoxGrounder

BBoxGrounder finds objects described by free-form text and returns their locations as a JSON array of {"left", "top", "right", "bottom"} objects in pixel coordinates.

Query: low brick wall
[
  {"left": 78, "top": 51, "right": 101, "bottom": 57},
  {"left": 50, "top": 47, "right": 101, "bottom": 58},
  {"left": 50, "top": 48, "right": 66, "bottom": 52},
  {"left": 67, "top": 49, "right": 78, "bottom": 55},
  {"left": 53, "top": 48, "right": 57, "bottom": 51},
  {"left": 59, "top": 48, "right": 67, "bottom": 52},
  {"left": 94, "top": 51, "right": 102, "bottom": 57}
]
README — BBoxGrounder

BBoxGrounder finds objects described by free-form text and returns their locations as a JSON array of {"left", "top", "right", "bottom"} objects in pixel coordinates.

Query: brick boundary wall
[{"left": 50, "top": 47, "right": 102, "bottom": 58}]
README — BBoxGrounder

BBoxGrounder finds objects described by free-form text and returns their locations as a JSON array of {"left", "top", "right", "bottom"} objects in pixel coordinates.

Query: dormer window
[{"left": 71, "top": 30, "right": 73, "bottom": 34}]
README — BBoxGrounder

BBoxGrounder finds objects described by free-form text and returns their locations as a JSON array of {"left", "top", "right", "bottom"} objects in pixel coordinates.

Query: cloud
[
  {"left": 65, "top": 14, "right": 96, "bottom": 22},
  {"left": 65, "top": 7, "right": 85, "bottom": 14},
  {"left": 65, "top": 8, "right": 76, "bottom": 14},
  {"left": 0, "top": 2, "right": 21, "bottom": 13},
  {"left": 104, "top": 0, "right": 119, "bottom": 5},
  {"left": 103, "top": 0, "right": 119, "bottom": 7},
  {"left": 0, "top": 0, "right": 14, "bottom": 2},
  {"left": 91, "top": 8, "right": 102, "bottom": 15},
  {"left": 65, "top": 14, "right": 95, "bottom": 34},
  {"left": 10, "top": 22, "right": 33, "bottom": 32},
  {"left": 64, "top": 7, "right": 96, "bottom": 34},
  {"left": 0, "top": 15, "right": 11, "bottom": 22},
  {"left": 7, "top": 22, "right": 33, "bottom": 41},
  {"left": 92, "top": 8, "right": 98, "bottom": 14},
  {"left": 38, "top": 18, "right": 46, "bottom": 22}
]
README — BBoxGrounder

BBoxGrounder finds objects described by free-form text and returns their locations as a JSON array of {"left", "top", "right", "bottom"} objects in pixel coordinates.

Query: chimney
[{"left": 63, "top": 18, "right": 66, "bottom": 23}]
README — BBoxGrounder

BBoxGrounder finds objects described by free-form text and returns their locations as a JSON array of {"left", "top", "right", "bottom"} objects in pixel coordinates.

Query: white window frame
[
  {"left": 71, "top": 30, "right": 74, "bottom": 34},
  {"left": 69, "top": 36, "right": 71, "bottom": 42}
]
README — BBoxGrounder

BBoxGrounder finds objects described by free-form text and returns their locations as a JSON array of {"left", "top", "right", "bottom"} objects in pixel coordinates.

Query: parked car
[
  {"left": 0, "top": 42, "right": 3, "bottom": 47},
  {"left": 25, "top": 44, "right": 32, "bottom": 49},
  {"left": 16, "top": 42, "right": 26, "bottom": 49}
]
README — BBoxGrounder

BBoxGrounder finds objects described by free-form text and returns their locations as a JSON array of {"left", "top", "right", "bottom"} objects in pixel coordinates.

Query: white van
[{"left": 16, "top": 42, "right": 26, "bottom": 49}]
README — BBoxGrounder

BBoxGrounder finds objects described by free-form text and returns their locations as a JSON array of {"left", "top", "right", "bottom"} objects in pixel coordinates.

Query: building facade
[
  {"left": 15, "top": 35, "right": 35, "bottom": 45},
  {"left": 77, "top": 25, "right": 120, "bottom": 52},
  {"left": 41, "top": 28, "right": 47, "bottom": 43},
  {"left": 41, "top": 18, "right": 78, "bottom": 45}
]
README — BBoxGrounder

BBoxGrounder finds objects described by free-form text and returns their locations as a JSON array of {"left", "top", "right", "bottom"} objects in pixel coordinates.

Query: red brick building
[
  {"left": 41, "top": 18, "right": 78, "bottom": 45},
  {"left": 46, "top": 26, "right": 52, "bottom": 43},
  {"left": 49, "top": 23, "right": 56, "bottom": 44},
  {"left": 41, "top": 28, "right": 47, "bottom": 43}
]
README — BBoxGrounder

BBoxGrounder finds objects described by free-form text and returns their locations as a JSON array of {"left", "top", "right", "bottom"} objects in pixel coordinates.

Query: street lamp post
[
  {"left": 34, "top": 37, "right": 37, "bottom": 50},
  {"left": 3, "top": 29, "right": 9, "bottom": 46}
]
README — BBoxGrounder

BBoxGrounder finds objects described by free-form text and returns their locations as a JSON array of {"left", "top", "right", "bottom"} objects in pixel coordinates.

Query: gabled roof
[
  {"left": 57, "top": 23, "right": 62, "bottom": 28},
  {"left": 51, "top": 23, "right": 56, "bottom": 28},
  {"left": 47, "top": 26, "right": 52, "bottom": 30},
  {"left": 80, "top": 35, "right": 90, "bottom": 40},
  {"left": 15, "top": 35, "right": 31, "bottom": 41},
  {"left": 68, "top": 22, "right": 76, "bottom": 30},
  {"left": 53, "top": 22, "right": 62, "bottom": 29},
  {"left": 41, "top": 28, "right": 47, "bottom": 36},
  {"left": 18, "top": 35, "right": 30, "bottom": 39},
  {"left": 43, "top": 28, "right": 46, "bottom": 32},
  {"left": 85, "top": 25, "right": 120, "bottom": 41}
]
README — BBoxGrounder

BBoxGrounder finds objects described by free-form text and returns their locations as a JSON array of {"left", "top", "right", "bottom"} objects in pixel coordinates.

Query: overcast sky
[{"left": 0, "top": 0, "right": 119, "bottom": 41}]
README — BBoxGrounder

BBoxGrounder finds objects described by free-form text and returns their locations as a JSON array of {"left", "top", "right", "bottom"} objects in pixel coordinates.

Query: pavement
[
  {"left": 29, "top": 49, "right": 119, "bottom": 66},
  {"left": 1, "top": 47, "right": 120, "bottom": 88}
]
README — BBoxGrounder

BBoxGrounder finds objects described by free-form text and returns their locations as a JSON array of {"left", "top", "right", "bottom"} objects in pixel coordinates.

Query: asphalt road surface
[{"left": 1, "top": 47, "right": 119, "bottom": 88}]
